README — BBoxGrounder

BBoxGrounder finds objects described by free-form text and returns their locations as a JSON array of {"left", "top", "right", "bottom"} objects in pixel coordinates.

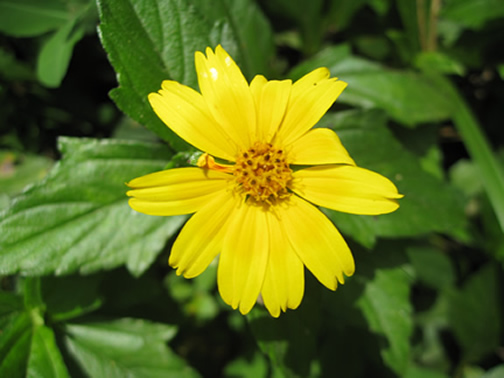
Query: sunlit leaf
[
  {"left": 97, "top": 0, "right": 273, "bottom": 149},
  {"left": 0, "top": 137, "right": 186, "bottom": 277}
]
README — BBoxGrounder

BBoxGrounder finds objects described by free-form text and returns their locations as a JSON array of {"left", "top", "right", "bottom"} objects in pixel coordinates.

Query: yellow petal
[
  {"left": 149, "top": 81, "right": 237, "bottom": 161},
  {"left": 250, "top": 75, "right": 292, "bottom": 143},
  {"left": 126, "top": 167, "right": 231, "bottom": 216},
  {"left": 261, "top": 210, "right": 304, "bottom": 317},
  {"left": 276, "top": 68, "right": 347, "bottom": 146},
  {"left": 280, "top": 195, "right": 355, "bottom": 290},
  {"left": 291, "top": 165, "right": 404, "bottom": 215},
  {"left": 218, "top": 202, "right": 269, "bottom": 315},
  {"left": 288, "top": 128, "right": 355, "bottom": 166},
  {"left": 170, "top": 190, "right": 237, "bottom": 278},
  {"left": 195, "top": 45, "right": 256, "bottom": 148}
]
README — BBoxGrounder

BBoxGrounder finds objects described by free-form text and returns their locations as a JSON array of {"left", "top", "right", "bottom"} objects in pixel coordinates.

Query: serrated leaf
[
  {"left": 97, "top": 0, "right": 211, "bottom": 148},
  {"left": 64, "top": 318, "right": 198, "bottom": 378},
  {"left": 289, "top": 46, "right": 454, "bottom": 126},
  {"left": 447, "top": 264, "right": 501, "bottom": 362},
  {"left": 0, "top": 137, "right": 186, "bottom": 277},
  {"left": 27, "top": 325, "right": 69, "bottom": 378},
  {"left": 0, "top": 0, "right": 68, "bottom": 37},
  {"left": 320, "top": 109, "right": 467, "bottom": 247},
  {"left": 357, "top": 267, "right": 414, "bottom": 375},
  {"left": 97, "top": 0, "right": 274, "bottom": 149}
]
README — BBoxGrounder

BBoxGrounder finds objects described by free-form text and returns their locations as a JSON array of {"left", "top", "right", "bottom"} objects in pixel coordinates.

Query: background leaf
[
  {"left": 290, "top": 46, "right": 455, "bottom": 126},
  {"left": 0, "top": 0, "right": 68, "bottom": 37},
  {"left": 36, "top": 18, "right": 86, "bottom": 88},
  {"left": 357, "top": 261, "right": 414, "bottom": 375},
  {"left": 64, "top": 318, "right": 198, "bottom": 377},
  {"left": 447, "top": 264, "right": 502, "bottom": 362},
  {"left": 0, "top": 137, "right": 186, "bottom": 277},
  {"left": 320, "top": 109, "right": 467, "bottom": 248}
]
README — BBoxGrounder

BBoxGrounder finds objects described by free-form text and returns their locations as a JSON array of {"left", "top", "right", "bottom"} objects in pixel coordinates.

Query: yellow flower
[{"left": 126, "top": 45, "right": 403, "bottom": 317}]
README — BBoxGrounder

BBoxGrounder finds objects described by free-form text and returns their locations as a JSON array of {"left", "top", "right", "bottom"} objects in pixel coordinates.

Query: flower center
[{"left": 233, "top": 142, "right": 292, "bottom": 204}]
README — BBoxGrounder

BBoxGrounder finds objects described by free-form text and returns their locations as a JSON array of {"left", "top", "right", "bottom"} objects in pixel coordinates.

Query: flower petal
[
  {"left": 276, "top": 68, "right": 347, "bottom": 146},
  {"left": 149, "top": 81, "right": 238, "bottom": 161},
  {"left": 250, "top": 75, "right": 292, "bottom": 143},
  {"left": 195, "top": 45, "right": 256, "bottom": 148},
  {"left": 261, "top": 210, "right": 304, "bottom": 317},
  {"left": 280, "top": 195, "right": 355, "bottom": 290},
  {"left": 291, "top": 165, "right": 404, "bottom": 215},
  {"left": 218, "top": 202, "right": 269, "bottom": 315},
  {"left": 169, "top": 190, "right": 237, "bottom": 278},
  {"left": 126, "top": 167, "right": 231, "bottom": 216},
  {"left": 288, "top": 128, "right": 355, "bottom": 166}
]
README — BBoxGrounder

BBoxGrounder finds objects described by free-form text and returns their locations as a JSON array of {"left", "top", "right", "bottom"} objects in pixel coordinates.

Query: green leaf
[
  {"left": 289, "top": 46, "right": 454, "bottom": 126},
  {"left": 404, "top": 365, "right": 450, "bottom": 378},
  {"left": 97, "top": 0, "right": 273, "bottom": 149},
  {"left": 97, "top": 0, "right": 209, "bottom": 148},
  {"left": 0, "top": 151, "right": 53, "bottom": 196},
  {"left": 247, "top": 277, "right": 322, "bottom": 377},
  {"left": 482, "top": 365, "right": 504, "bottom": 378},
  {"left": 447, "top": 264, "right": 501, "bottom": 362},
  {"left": 320, "top": 109, "right": 467, "bottom": 247},
  {"left": 261, "top": 0, "right": 324, "bottom": 55},
  {"left": 189, "top": 0, "right": 274, "bottom": 79},
  {"left": 407, "top": 246, "right": 455, "bottom": 289},
  {"left": 27, "top": 325, "right": 69, "bottom": 378},
  {"left": 441, "top": 0, "right": 504, "bottom": 30},
  {"left": 37, "top": 18, "right": 86, "bottom": 88},
  {"left": 326, "top": 0, "right": 368, "bottom": 32},
  {"left": 0, "top": 48, "right": 36, "bottom": 81},
  {"left": 357, "top": 266, "right": 414, "bottom": 375},
  {"left": 64, "top": 318, "right": 198, "bottom": 377},
  {"left": 0, "top": 312, "right": 32, "bottom": 378},
  {"left": 223, "top": 351, "right": 268, "bottom": 378},
  {"left": 0, "top": 137, "right": 186, "bottom": 277},
  {"left": 414, "top": 51, "right": 466, "bottom": 76},
  {"left": 0, "top": 291, "right": 23, "bottom": 317},
  {"left": 0, "top": 0, "right": 68, "bottom": 37},
  {"left": 440, "top": 74, "right": 504, "bottom": 233},
  {"left": 395, "top": 0, "right": 422, "bottom": 56},
  {"left": 41, "top": 275, "right": 103, "bottom": 322}
]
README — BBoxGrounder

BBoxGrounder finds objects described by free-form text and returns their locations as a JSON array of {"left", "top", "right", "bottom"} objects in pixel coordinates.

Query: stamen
[{"left": 233, "top": 142, "right": 292, "bottom": 204}]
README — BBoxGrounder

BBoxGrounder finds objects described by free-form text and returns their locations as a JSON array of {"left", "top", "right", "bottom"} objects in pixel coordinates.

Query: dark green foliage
[{"left": 1, "top": 0, "right": 503, "bottom": 376}]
